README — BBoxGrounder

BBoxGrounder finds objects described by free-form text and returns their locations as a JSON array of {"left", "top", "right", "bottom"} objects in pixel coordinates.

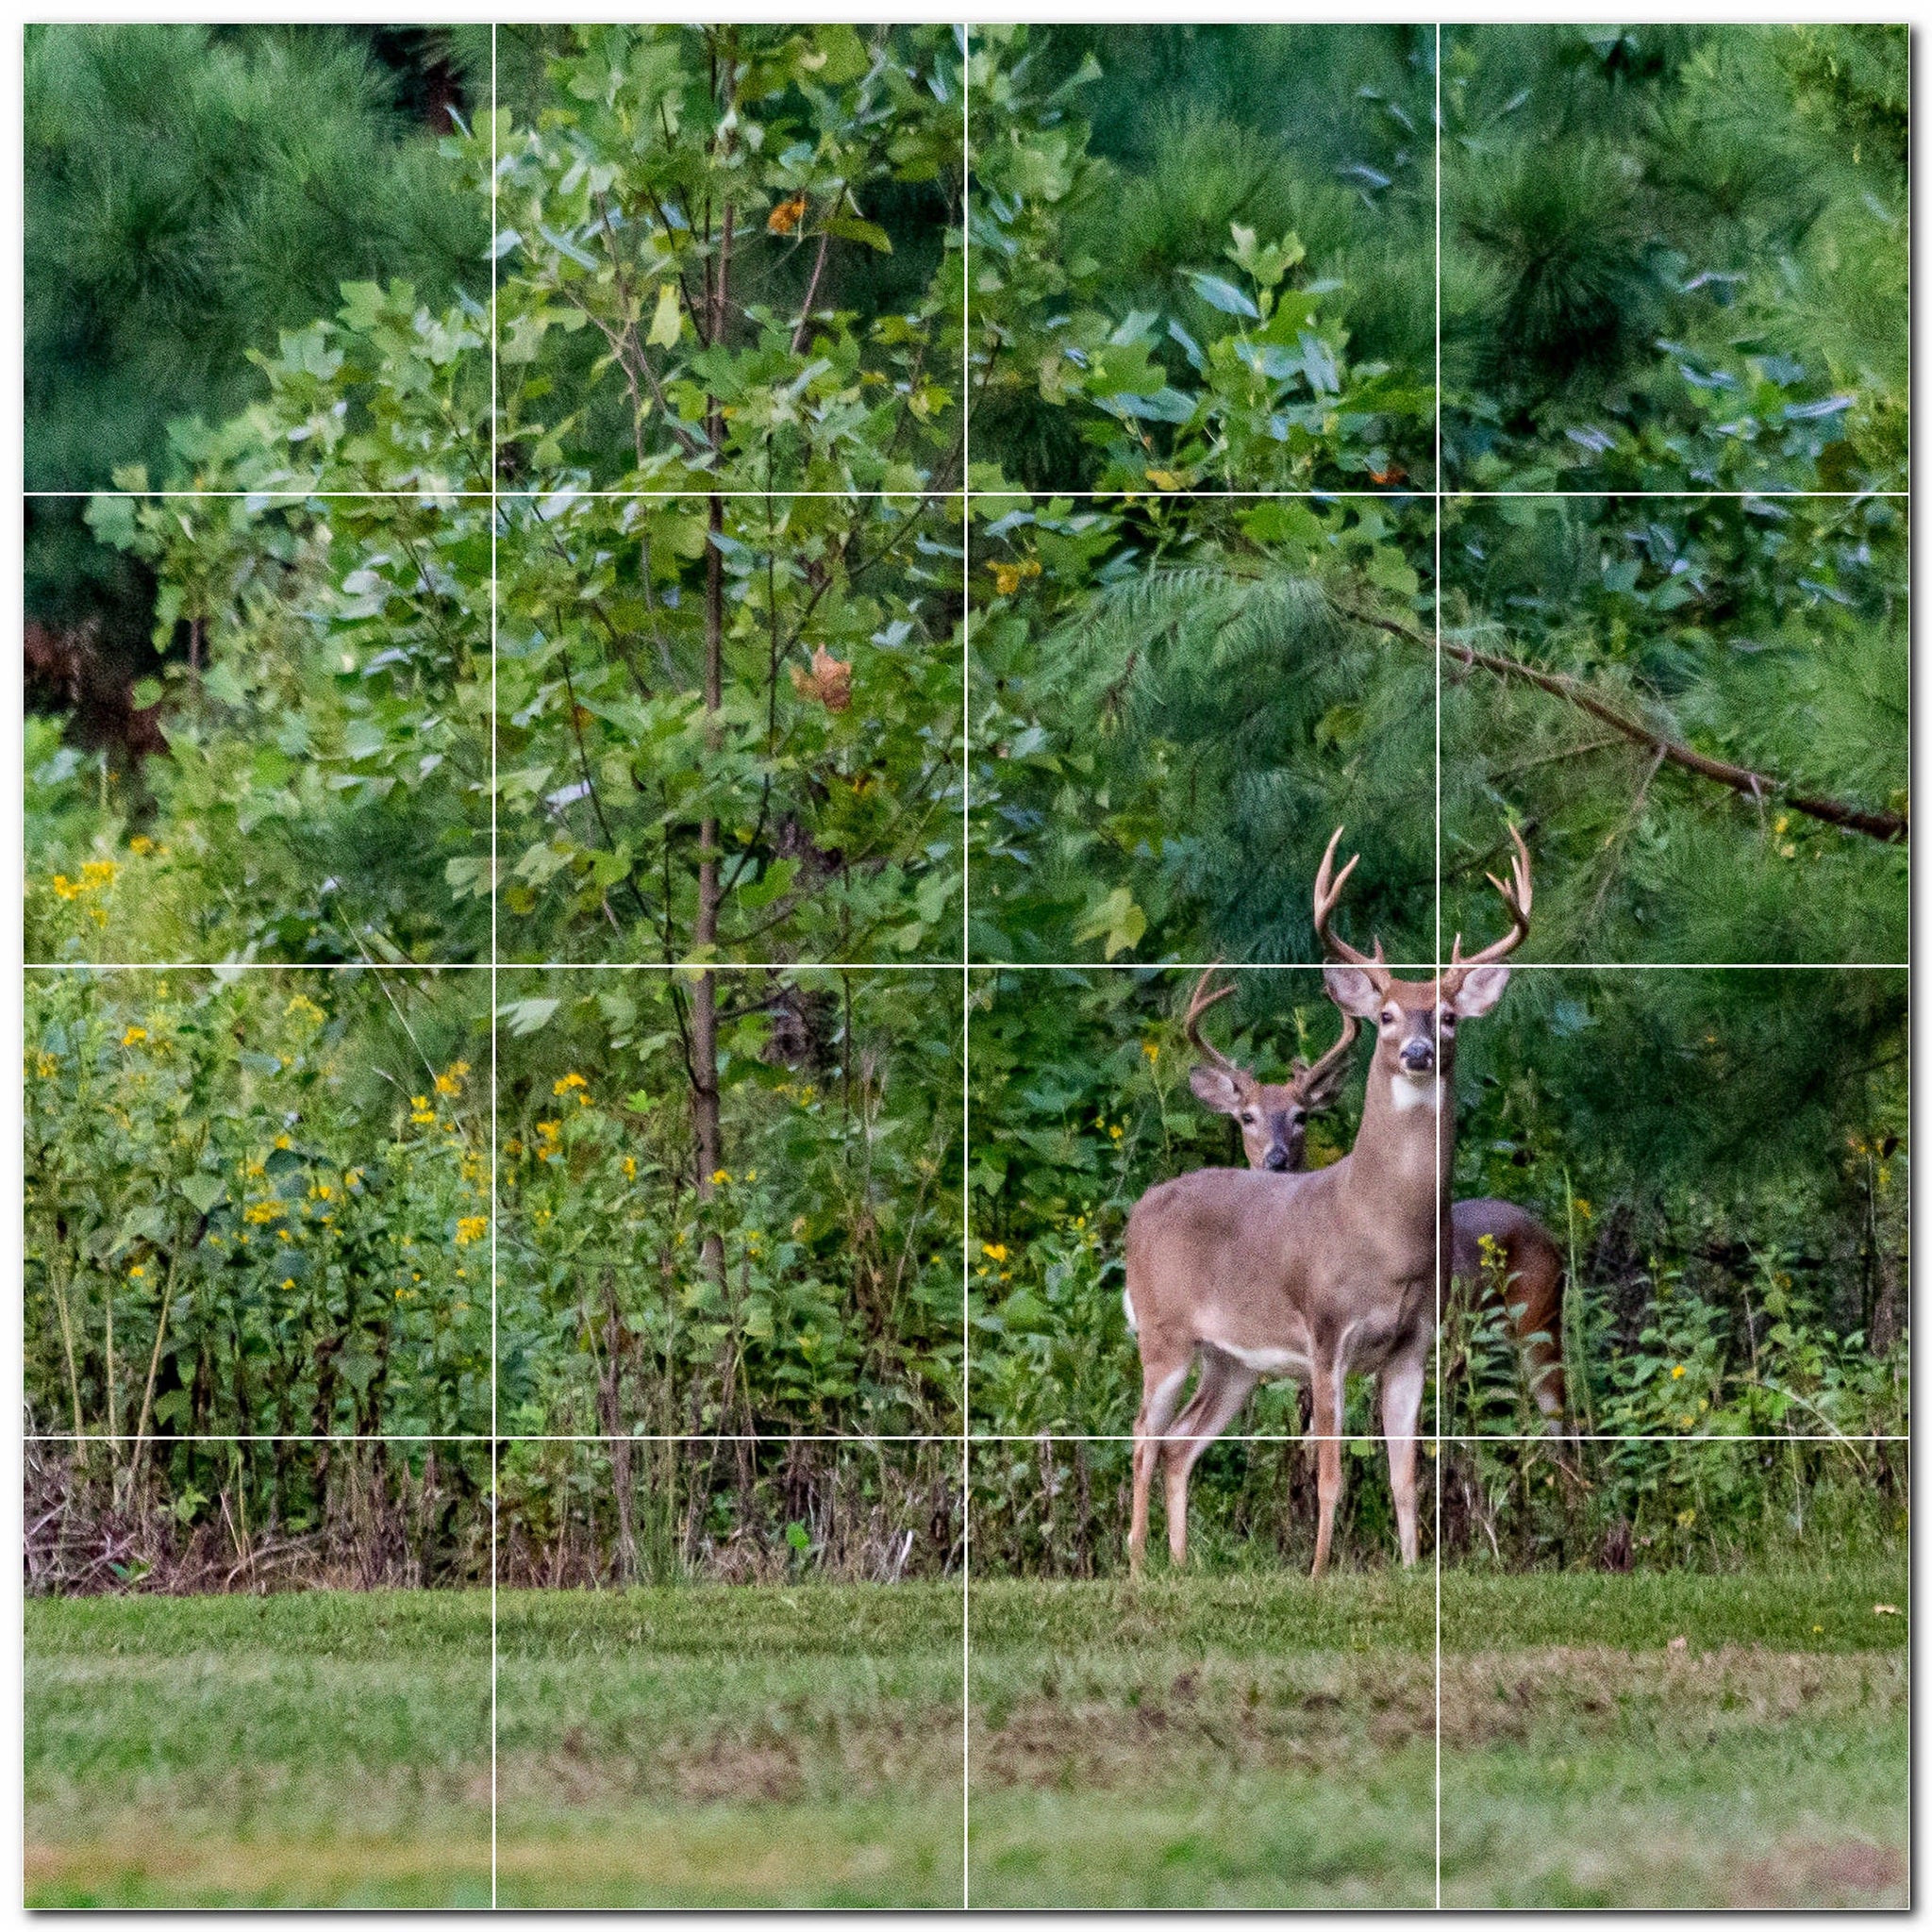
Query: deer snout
[
  {"left": 1262, "top": 1142, "right": 1291, "bottom": 1172},
  {"left": 1398, "top": 1037, "right": 1435, "bottom": 1075}
]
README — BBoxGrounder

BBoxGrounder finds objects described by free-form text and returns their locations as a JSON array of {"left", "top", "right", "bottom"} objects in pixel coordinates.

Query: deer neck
[{"left": 1341, "top": 1059, "right": 1453, "bottom": 1230}]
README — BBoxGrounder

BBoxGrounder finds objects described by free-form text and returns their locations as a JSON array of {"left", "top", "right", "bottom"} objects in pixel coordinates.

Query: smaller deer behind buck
[
  {"left": 1124, "top": 824, "right": 1531, "bottom": 1577},
  {"left": 1182, "top": 968, "right": 1567, "bottom": 1428}
]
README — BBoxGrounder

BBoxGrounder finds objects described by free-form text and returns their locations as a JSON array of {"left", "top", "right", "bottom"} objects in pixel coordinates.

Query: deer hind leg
[
  {"left": 1129, "top": 1359, "right": 1190, "bottom": 1578},
  {"left": 1308, "top": 1353, "right": 1345, "bottom": 1579},
  {"left": 1380, "top": 1355, "right": 1425, "bottom": 1569},
  {"left": 1161, "top": 1352, "right": 1260, "bottom": 1569}
]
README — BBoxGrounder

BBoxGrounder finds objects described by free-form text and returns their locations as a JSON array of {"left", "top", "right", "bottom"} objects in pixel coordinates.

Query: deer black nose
[
  {"left": 1399, "top": 1039, "right": 1435, "bottom": 1074},
  {"left": 1262, "top": 1146, "right": 1290, "bottom": 1172}
]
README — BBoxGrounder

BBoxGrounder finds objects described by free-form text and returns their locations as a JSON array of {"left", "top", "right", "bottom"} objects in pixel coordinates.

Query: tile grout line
[
  {"left": 489, "top": 21, "right": 501, "bottom": 1910},
  {"left": 959, "top": 27, "right": 973, "bottom": 1909}
]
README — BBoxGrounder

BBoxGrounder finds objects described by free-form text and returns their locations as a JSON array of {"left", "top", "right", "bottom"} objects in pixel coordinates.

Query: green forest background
[{"left": 25, "top": 25, "right": 1907, "bottom": 1589}]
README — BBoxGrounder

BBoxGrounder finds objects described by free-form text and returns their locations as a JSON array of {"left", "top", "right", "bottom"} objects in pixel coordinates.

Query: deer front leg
[
  {"left": 1129, "top": 1361, "right": 1188, "bottom": 1578},
  {"left": 1162, "top": 1353, "right": 1260, "bottom": 1569},
  {"left": 1308, "top": 1356, "right": 1344, "bottom": 1579},
  {"left": 1380, "top": 1355, "right": 1425, "bottom": 1569}
]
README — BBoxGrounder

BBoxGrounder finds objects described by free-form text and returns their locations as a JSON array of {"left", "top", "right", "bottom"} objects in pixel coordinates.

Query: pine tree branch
[{"left": 1333, "top": 602, "right": 1907, "bottom": 844}]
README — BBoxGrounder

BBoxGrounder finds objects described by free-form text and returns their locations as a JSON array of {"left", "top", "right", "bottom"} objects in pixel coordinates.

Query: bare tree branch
[{"left": 1333, "top": 601, "right": 1907, "bottom": 844}]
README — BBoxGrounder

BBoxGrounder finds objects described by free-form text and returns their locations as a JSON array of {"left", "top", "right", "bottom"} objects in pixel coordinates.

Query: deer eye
[
  {"left": 1240, "top": 1109, "right": 1257, "bottom": 1124},
  {"left": 1440, "top": 1010, "right": 1457, "bottom": 1032},
  {"left": 1380, "top": 1007, "right": 1399, "bottom": 1025}
]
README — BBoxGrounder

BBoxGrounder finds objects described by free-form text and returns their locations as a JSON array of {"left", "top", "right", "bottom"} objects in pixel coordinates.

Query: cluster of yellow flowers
[
  {"left": 50, "top": 858, "right": 118, "bottom": 902},
  {"left": 976, "top": 1240, "right": 1012, "bottom": 1283},
  {"left": 986, "top": 558, "right": 1042, "bottom": 597},
  {"left": 455, "top": 1214, "right": 489, "bottom": 1246},
  {"left": 554, "top": 1071, "right": 590, "bottom": 1106}
]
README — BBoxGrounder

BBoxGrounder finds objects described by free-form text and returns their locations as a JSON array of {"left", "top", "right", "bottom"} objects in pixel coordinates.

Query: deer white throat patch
[{"left": 1390, "top": 1074, "right": 1443, "bottom": 1113}]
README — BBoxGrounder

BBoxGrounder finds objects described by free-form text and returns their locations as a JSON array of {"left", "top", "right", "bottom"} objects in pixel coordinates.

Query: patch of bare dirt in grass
[
  {"left": 496, "top": 1707, "right": 960, "bottom": 1811},
  {"left": 974, "top": 1657, "right": 1437, "bottom": 1790},
  {"left": 1438, "top": 1646, "right": 1905, "bottom": 1752},
  {"left": 970, "top": 1645, "right": 1906, "bottom": 1792},
  {"left": 1728, "top": 1838, "right": 1905, "bottom": 1907}
]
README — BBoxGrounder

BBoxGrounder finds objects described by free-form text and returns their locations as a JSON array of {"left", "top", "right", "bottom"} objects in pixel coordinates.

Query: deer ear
[
  {"left": 1300, "top": 1060, "right": 1351, "bottom": 1111},
  {"left": 1189, "top": 1064, "right": 1247, "bottom": 1114},
  {"left": 1451, "top": 964, "right": 1511, "bottom": 1017},
  {"left": 1323, "top": 964, "right": 1383, "bottom": 1018}
]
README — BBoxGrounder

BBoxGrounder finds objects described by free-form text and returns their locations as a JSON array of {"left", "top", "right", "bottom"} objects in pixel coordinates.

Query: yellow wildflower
[
  {"left": 80, "top": 860, "right": 117, "bottom": 890},
  {"left": 122, "top": 1025, "right": 147, "bottom": 1046},
  {"left": 243, "top": 1200, "right": 286, "bottom": 1224},
  {"left": 274, "top": 1134, "right": 291, "bottom": 1151},
  {"left": 987, "top": 558, "right": 1042, "bottom": 596},
  {"left": 1141, "top": 1041, "right": 1159, "bottom": 1061},
  {"left": 982, "top": 1242, "right": 1008, "bottom": 1263},
  {"left": 285, "top": 993, "right": 326, "bottom": 1025},
  {"left": 554, "top": 1072, "right": 588, "bottom": 1096},
  {"left": 622, "top": 1156, "right": 637, "bottom": 1179},
  {"left": 1670, "top": 1363, "right": 1686, "bottom": 1379},
  {"left": 282, "top": 1277, "right": 295, "bottom": 1291},
  {"left": 456, "top": 1215, "right": 489, "bottom": 1245},
  {"left": 437, "top": 1061, "right": 471, "bottom": 1097},
  {"left": 33, "top": 1052, "right": 57, "bottom": 1079},
  {"left": 1109, "top": 1124, "right": 1124, "bottom": 1141},
  {"left": 50, "top": 874, "right": 83, "bottom": 901},
  {"left": 128, "top": 1264, "right": 145, "bottom": 1279},
  {"left": 129, "top": 835, "right": 156, "bottom": 857}
]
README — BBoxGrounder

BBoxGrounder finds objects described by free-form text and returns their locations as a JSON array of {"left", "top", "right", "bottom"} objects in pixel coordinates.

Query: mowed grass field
[{"left": 26, "top": 1565, "right": 1907, "bottom": 1907}]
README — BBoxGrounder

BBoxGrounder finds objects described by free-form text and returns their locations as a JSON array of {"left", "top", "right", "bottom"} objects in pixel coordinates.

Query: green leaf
[
  {"left": 178, "top": 1174, "right": 225, "bottom": 1216},
  {"left": 647, "top": 281, "right": 683, "bottom": 350},
  {"left": 1185, "top": 271, "right": 1259, "bottom": 319},
  {"left": 499, "top": 996, "right": 560, "bottom": 1037},
  {"left": 1076, "top": 886, "right": 1146, "bottom": 960},
  {"left": 827, "top": 215, "right": 892, "bottom": 254}
]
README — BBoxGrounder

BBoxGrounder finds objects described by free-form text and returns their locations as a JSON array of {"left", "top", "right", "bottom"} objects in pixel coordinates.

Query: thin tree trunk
[
  {"left": 600, "top": 1271, "right": 638, "bottom": 1582},
  {"left": 128, "top": 1247, "right": 180, "bottom": 1500}
]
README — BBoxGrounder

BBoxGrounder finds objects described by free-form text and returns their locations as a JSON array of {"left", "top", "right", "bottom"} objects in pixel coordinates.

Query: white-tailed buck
[
  {"left": 1183, "top": 968, "right": 1566, "bottom": 1426},
  {"left": 1125, "top": 824, "right": 1531, "bottom": 1577}
]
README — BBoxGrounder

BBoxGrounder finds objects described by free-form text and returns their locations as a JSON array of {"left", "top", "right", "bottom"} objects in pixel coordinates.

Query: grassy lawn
[
  {"left": 494, "top": 1582, "right": 963, "bottom": 1907},
  {"left": 25, "top": 1564, "right": 1907, "bottom": 1908},
  {"left": 968, "top": 1566, "right": 1907, "bottom": 1908},
  {"left": 25, "top": 1591, "right": 491, "bottom": 1907}
]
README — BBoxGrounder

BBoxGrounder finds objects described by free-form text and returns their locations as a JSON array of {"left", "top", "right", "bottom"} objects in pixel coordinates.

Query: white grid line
[
  {"left": 958, "top": 27, "right": 974, "bottom": 1907},
  {"left": 31, "top": 487, "right": 1907, "bottom": 502},
  {"left": 1432, "top": 28, "right": 1444, "bottom": 1907},
  {"left": 488, "top": 26, "right": 501, "bottom": 1907},
  {"left": 29, "top": 958, "right": 1910, "bottom": 975},
  {"left": 25, "top": 1430, "right": 1907, "bottom": 1446}
]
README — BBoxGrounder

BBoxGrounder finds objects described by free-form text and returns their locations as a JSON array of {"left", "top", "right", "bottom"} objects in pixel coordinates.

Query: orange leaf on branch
[{"left": 789, "top": 644, "right": 852, "bottom": 712}]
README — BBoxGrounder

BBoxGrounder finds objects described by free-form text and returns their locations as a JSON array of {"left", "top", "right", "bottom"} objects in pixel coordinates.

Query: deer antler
[
  {"left": 1292, "top": 1007, "right": 1361, "bottom": 1095},
  {"left": 1441, "top": 823, "right": 1533, "bottom": 994},
  {"left": 1183, "top": 965, "right": 1241, "bottom": 1077},
  {"left": 1312, "top": 826, "right": 1392, "bottom": 991}
]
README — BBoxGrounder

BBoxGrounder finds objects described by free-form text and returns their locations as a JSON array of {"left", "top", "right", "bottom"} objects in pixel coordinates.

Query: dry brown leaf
[{"left": 789, "top": 643, "right": 852, "bottom": 712}]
